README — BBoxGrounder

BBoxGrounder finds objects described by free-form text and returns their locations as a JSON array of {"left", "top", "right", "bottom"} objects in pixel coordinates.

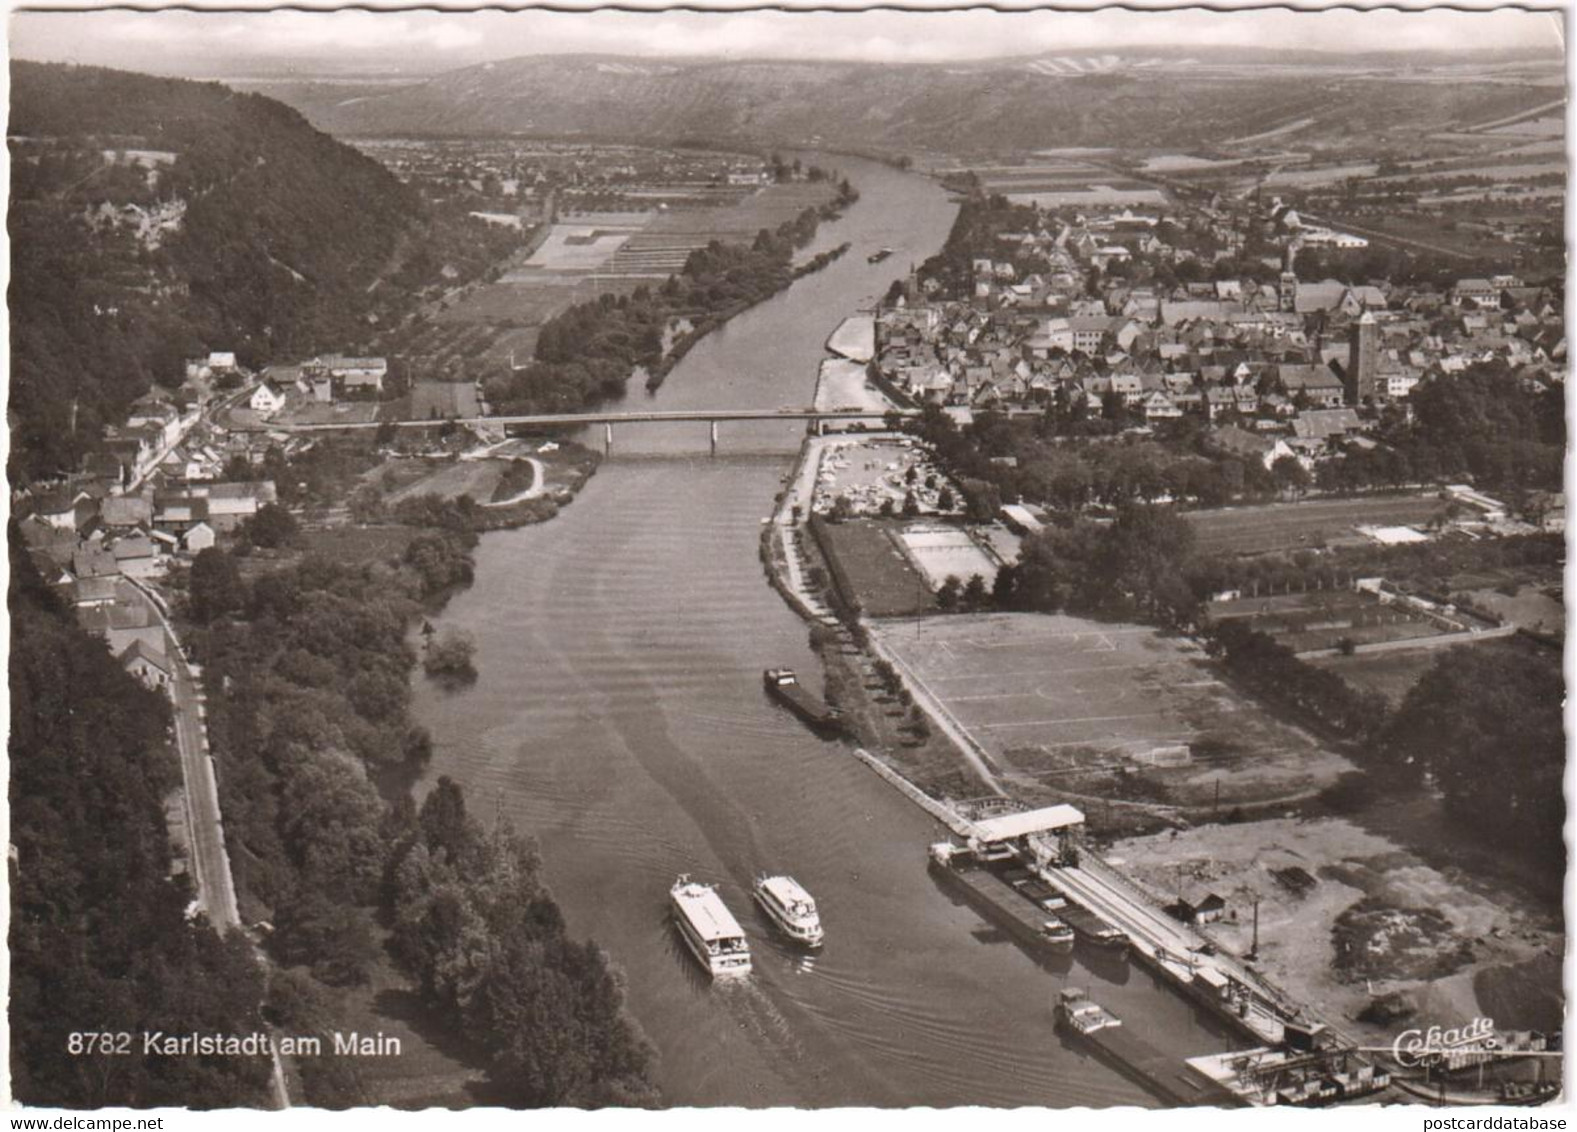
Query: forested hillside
[
  {"left": 8, "top": 540, "right": 273, "bottom": 1107},
  {"left": 8, "top": 62, "right": 422, "bottom": 480}
]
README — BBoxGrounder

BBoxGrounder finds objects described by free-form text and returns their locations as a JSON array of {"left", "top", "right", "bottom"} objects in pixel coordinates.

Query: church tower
[
  {"left": 1278, "top": 239, "right": 1301, "bottom": 312},
  {"left": 1346, "top": 311, "right": 1380, "bottom": 405}
]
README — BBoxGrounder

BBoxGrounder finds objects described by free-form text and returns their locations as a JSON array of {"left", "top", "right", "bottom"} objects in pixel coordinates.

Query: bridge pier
[
  {"left": 604, "top": 421, "right": 613, "bottom": 456},
  {"left": 709, "top": 420, "right": 718, "bottom": 456}
]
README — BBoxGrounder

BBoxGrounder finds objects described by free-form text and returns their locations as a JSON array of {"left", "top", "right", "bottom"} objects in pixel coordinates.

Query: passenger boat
[
  {"left": 671, "top": 875, "right": 752, "bottom": 978},
  {"left": 1056, "top": 987, "right": 1122, "bottom": 1036},
  {"left": 753, "top": 874, "right": 825, "bottom": 947}
]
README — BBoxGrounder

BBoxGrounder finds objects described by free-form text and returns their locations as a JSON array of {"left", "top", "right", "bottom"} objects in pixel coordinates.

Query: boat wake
[{"left": 715, "top": 977, "right": 810, "bottom": 1069}]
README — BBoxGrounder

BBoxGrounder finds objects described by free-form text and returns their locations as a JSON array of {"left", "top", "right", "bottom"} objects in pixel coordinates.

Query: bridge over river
[{"left": 266, "top": 407, "right": 919, "bottom": 454}]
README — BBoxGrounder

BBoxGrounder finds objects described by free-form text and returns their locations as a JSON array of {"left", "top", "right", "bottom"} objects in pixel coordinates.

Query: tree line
[
  {"left": 385, "top": 779, "right": 659, "bottom": 1106},
  {"left": 9, "top": 536, "right": 274, "bottom": 1107},
  {"left": 486, "top": 194, "right": 855, "bottom": 415},
  {"left": 183, "top": 510, "right": 654, "bottom": 1106}
]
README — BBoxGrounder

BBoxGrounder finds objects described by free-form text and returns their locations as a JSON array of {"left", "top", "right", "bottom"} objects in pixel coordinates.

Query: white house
[
  {"left": 249, "top": 381, "right": 288, "bottom": 416},
  {"left": 182, "top": 521, "right": 217, "bottom": 554}
]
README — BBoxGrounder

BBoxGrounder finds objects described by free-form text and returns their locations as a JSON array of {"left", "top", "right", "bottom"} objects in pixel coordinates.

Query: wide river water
[{"left": 411, "top": 156, "right": 1236, "bottom": 1106}]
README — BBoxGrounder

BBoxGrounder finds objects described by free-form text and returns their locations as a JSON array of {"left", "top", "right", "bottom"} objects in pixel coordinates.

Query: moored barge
[{"left": 763, "top": 668, "right": 843, "bottom": 734}]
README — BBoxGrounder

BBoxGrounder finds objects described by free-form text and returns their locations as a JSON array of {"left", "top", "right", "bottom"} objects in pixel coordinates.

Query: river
[{"left": 411, "top": 156, "right": 1235, "bottom": 1107}]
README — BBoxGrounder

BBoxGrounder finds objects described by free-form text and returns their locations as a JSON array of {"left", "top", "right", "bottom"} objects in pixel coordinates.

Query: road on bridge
[{"left": 255, "top": 407, "right": 918, "bottom": 432}]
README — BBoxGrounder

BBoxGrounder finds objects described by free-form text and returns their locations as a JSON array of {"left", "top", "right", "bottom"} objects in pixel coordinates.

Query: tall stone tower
[
  {"left": 1347, "top": 311, "right": 1380, "bottom": 405},
  {"left": 1279, "top": 272, "right": 1299, "bottom": 312},
  {"left": 1278, "top": 239, "right": 1301, "bottom": 312}
]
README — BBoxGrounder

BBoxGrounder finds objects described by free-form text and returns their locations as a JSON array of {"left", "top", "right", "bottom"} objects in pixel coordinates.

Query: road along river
[{"left": 411, "top": 156, "right": 1236, "bottom": 1106}]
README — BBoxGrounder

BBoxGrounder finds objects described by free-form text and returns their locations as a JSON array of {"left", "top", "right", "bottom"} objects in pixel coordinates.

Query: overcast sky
[{"left": 10, "top": 5, "right": 1566, "bottom": 77}]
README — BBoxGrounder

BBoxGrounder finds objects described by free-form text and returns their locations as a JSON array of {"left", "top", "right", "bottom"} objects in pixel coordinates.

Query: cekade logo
[{"left": 1392, "top": 1017, "right": 1499, "bottom": 1067}]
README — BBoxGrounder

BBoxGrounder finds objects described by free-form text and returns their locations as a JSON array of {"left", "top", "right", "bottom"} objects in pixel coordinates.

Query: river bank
[
  {"left": 404, "top": 155, "right": 1241, "bottom": 1109},
  {"left": 758, "top": 428, "right": 1563, "bottom": 1071},
  {"left": 363, "top": 438, "right": 602, "bottom": 535},
  {"left": 643, "top": 240, "right": 854, "bottom": 392}
]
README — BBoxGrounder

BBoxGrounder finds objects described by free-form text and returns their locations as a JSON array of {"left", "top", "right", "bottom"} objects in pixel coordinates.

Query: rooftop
[{"left": 972, "top": 804, "right": 1085, "bottom": 843}]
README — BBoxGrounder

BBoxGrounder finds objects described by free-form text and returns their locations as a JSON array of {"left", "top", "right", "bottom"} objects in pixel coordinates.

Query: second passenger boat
[{"left": 753, "top": 874, "right": 825, "bottom": 947}]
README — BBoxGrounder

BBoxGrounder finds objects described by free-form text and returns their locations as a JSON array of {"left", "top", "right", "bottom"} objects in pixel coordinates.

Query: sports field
[
  {"left": 1185, "top": 494, "right": 1448, "bottom": 557},
  {"left": 1207, "top": 588, "right": 1448, "bottom": 652},
  {"left": 815, "top": 519, "right": 936, "bottom": 617},
  {"left": 877, "top": 612, "right": 1353, "bottom": 809},
  {"left": 897, "top": 524, "right": 1000, "bottom": 590}
]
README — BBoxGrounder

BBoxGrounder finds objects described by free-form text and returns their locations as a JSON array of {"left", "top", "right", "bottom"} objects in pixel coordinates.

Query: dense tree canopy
[
  {"left": 995, "top": 503, "right": 1200, "bottom": 627},
  {"left": 9, "top": 540, "right": 272, "bottom": 1107},
  {"left": 8, "top": 62, "right": 426, "bottom": 480},
  {"left": 1382, "top": 644, "right": 1565, "bottom": 867},
  {"left": 388, "top": 779, "right": 659, "bottom": 1106}
]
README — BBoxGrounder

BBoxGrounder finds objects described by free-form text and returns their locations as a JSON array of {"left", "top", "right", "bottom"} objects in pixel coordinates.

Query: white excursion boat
[
  {"left": 671, "top": 876, "right": 752, "bottom": 978},
  {"left": 752, "top": 874, "right": 825, "bottom": 947}
]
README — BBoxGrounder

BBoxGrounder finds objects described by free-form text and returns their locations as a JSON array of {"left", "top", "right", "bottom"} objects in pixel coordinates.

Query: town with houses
[
  {"left": 14, "top": 347, "right": 383, "bottom": 700},
  {"left": 872, "top": 198, "right": 1563, "bottom": 464},
  {"left": 5, "top": 19, "right": 1568, "bottom": 1114}
]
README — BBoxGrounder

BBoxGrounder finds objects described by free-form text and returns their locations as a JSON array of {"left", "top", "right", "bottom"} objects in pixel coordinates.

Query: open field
[
  {"left": 1110, "top": 816, "right": 1562, "bottom": 1042},
  {"left": 298, "top": 523, "right": 424, "bottom": 568},
  {"left": 1311, "top": 209, "right": 1559, "bottom": 266},
  {"left": 814, "top": 519, "right": 937, "bottom": 617},
  {"left": 1306, "top": 648, "right": 1441, "bottom": 706},
  {"left": 423, "top": 180, "right": 839, "bottom": 368},
  {"left": 1463, "top": 584, "right": 1565, "bottom": 636},
  {"left": 1490, "top": 115, "right": 1565, "bottom": 138},
  {"left": 480, "top": 326, "right": 539, "bottom": 365},
  {"left": 1185, "top": 494, "right": 1448, "bottom": 557},
  {"left": 877, "top": 612, "right": 1352, "bottom": 812},
  {"left": 407, "top": 381, "right": 481, "bottom": 419},
  {"left": 1207, "top": 588, "right": 1451, "bottom": 653},
  {"left": 814, "top": 358, "right": 894, "bottom": 415},
  {"left": 1312, "top": 627, "right": 1556, "bottom": 705},
  {"left": 523, "top": 221, "right": 644, "bottom": 271},
  {"left": 641, "top": 180, "right": 835, "bottom": 240},
  {"left": 1263, "top": 162, "right": 1379, "bottom": 187},
  {"left": 1007, "top": 187, "right": 1169, "bottom": 207},
  {"left": 447, "top": 275, "right": 644, "bottom": 320},
  {"left": 231, "top": 400, "right": 380, "bottom": 429},
  {"left": 385, "top": 458, "right": 506, "bottom": 504}
]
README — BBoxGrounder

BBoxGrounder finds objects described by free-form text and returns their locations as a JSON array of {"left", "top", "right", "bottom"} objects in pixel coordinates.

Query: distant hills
[
  {"left": 8, "top": 62, "right": 423, "bottom": 479},
  {"left": 239, "top": 49, "right": 1565, "bottom": 156}
]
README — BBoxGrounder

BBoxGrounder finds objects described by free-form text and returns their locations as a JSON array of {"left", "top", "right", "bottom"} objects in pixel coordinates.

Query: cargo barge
[
  {"left": 763, "top": 668, "right": 843, "bottom": 734},
  {"left": 1058, "top": 902, "right": 1131, "bottom": 951},
  {"left": 1057, "top": 988, "right": 1244, "bottom": 1108},
  {"left": 928, "top": 843, "right": 1074, "bottom": 955}
]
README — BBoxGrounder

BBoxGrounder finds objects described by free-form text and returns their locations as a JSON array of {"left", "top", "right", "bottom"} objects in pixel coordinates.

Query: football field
[{"left": 877, "top": 613, "right": 1352, "bottom": 808}]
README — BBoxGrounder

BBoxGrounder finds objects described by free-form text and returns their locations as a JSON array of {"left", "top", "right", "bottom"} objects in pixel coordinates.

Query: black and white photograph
[{"left": 4, "top": 1, "right": 1569, "bottom": 1117}]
